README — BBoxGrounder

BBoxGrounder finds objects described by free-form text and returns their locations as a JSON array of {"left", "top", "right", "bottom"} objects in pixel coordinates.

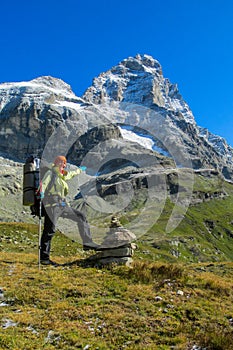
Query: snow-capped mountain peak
[
  {"left": 0, "top": 75, "right": 84, "bottom": 116},
  {"left": 0, "top": 75, "right": 77, "bottom": 101},
  {"left": 83, "top": 54, "right": 195, "bottom": 124}
]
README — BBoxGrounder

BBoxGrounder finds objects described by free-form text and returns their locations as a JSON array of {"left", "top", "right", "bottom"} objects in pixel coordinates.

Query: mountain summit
[
  {"left": 82, "top": 54, "right": 233, "bottom": 178},
  {"left": 83, "top": 54, "right": 194, "bottom": 123}
]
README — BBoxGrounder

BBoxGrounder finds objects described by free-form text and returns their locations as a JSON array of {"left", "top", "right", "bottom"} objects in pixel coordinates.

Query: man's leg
[
  {"left": 61, "top": 206, "right": 97, "bottom": 247},
  {"left": 40, "top": 206, "right": 60, "bottom": 262}
]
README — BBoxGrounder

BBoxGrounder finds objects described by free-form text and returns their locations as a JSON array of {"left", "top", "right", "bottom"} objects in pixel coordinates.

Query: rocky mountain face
[
  {"left": 0, "top": 76, "right": 90, "bottom": 160},
  {"left": 0, "top": 54, "right": 232, "bottom": 180},
  {"left": 83, "top": 54, "right": 233, "bottom": 177}
]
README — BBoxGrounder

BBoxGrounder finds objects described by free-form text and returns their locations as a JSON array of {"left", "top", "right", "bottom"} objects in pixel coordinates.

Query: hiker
[{"left": 40, "top": 155, "right": 98, "bottom": 265}]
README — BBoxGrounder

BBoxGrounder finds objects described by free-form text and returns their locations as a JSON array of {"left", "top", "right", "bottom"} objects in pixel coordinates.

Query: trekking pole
[
  {"left": 38, "top": 198, "right": 42, "bottom": 270},
  {"left": 34, "top": 157, "right": 42, "bottom": 270}
]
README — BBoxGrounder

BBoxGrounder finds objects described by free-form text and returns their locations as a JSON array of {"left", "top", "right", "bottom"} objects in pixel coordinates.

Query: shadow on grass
[{"left": 60, "top": 255, "right": 102, "bottom": 268}]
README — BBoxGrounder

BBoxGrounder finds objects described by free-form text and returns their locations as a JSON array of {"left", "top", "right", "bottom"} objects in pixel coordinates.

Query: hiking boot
[
  {"left": 83, "top": 242, "right": 100, "bottom": 251},
  {"left": 40, "top": 259, "right": 58, "bottom": 266}
]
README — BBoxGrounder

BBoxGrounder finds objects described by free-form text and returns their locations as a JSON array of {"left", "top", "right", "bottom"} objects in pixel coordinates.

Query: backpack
[{"left": 23, "top": 156, "right": 46, "bottom": 217}]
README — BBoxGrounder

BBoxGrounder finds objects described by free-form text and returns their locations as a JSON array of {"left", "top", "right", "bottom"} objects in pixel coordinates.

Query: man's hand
[{"left": 40, "top": 191, "right": 44, "bottom": 199}]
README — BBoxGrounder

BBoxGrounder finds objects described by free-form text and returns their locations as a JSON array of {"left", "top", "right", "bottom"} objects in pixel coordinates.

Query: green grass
[
  {"left": 0, "top": 222, "right": 233, "bottom": 349},
  {"left": 135, "top": 176, "right": 233, "bottom": 263},
  {"left": 1, "top": 173, "right": 233, "bottom": 349}
]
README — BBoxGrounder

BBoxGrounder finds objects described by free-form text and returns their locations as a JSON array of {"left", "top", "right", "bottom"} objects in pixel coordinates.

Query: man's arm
[
  {"left": 41, "top": 170, "right": 52, "bottom": 192},
  {"left": 64, "top": 167, "right": 85, "bottom": 180}
]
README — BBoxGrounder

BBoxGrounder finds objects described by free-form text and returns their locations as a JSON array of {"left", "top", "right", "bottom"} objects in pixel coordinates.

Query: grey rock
[
  {"left": 0, "top": 288, "right": 4, "bottom": 300},
  {"left": 98, "top": 257, "right": 133, "bottom": 267},
  {"left": 99, "top": 227, "right": 136, "bottom": 249},
  {"left": 96, "top": 246, "right": 135, "bottom": 259}
]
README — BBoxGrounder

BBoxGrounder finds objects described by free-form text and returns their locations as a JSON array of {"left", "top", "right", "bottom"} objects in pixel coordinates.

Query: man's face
[{"left": 58, "top": 160, "right": 66, "bottom": 173}]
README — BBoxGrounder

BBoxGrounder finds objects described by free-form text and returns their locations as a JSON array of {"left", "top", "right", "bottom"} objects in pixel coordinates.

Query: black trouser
[{"left": 40, "top": 203, "right": 92, "bottom": 261}]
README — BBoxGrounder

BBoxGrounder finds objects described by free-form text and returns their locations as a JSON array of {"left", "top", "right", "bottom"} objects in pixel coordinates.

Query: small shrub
[
  {"left": 113, "top": 260, "right": 185, "bottom": 284},
  {"left": 197, "top": 273, "right": 232, "bottom": 296},
  {"left": 196, "top": 325, "right": 233, "bottom": 350}
]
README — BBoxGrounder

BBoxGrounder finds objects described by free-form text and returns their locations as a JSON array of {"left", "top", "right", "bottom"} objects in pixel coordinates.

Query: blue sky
[{"left": 1, "top": 0, "right": 233, "bottom": 145}]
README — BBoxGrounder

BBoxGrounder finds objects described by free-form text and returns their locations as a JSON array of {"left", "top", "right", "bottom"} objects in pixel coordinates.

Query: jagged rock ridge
[
  {"left": 83, "top": 54, "right": 194, "bottom": 124},
  {"left": 82, "top": 54, "right": 233, "bottom": 178}
]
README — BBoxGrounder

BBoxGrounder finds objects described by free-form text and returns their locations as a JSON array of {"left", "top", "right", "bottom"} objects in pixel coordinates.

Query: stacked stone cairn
[{"left": 93, "top": 216, "right": 137, "bottom": 266}]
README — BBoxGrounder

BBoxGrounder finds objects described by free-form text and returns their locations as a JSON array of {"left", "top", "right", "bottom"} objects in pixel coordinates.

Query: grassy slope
[
  {"left": 1, "top": 173, "right": 233, "bottom": 349},
  {"left": 0, "top": 222, "right": 233, "bottom": 350},
  {"left": 137, "top": 174, "right": 233, "bottom": 263}
]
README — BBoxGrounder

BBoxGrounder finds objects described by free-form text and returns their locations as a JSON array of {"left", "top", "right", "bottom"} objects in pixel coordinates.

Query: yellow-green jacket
[{"left": 42, "top": 166, "right": 81, "bottom": 198}]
